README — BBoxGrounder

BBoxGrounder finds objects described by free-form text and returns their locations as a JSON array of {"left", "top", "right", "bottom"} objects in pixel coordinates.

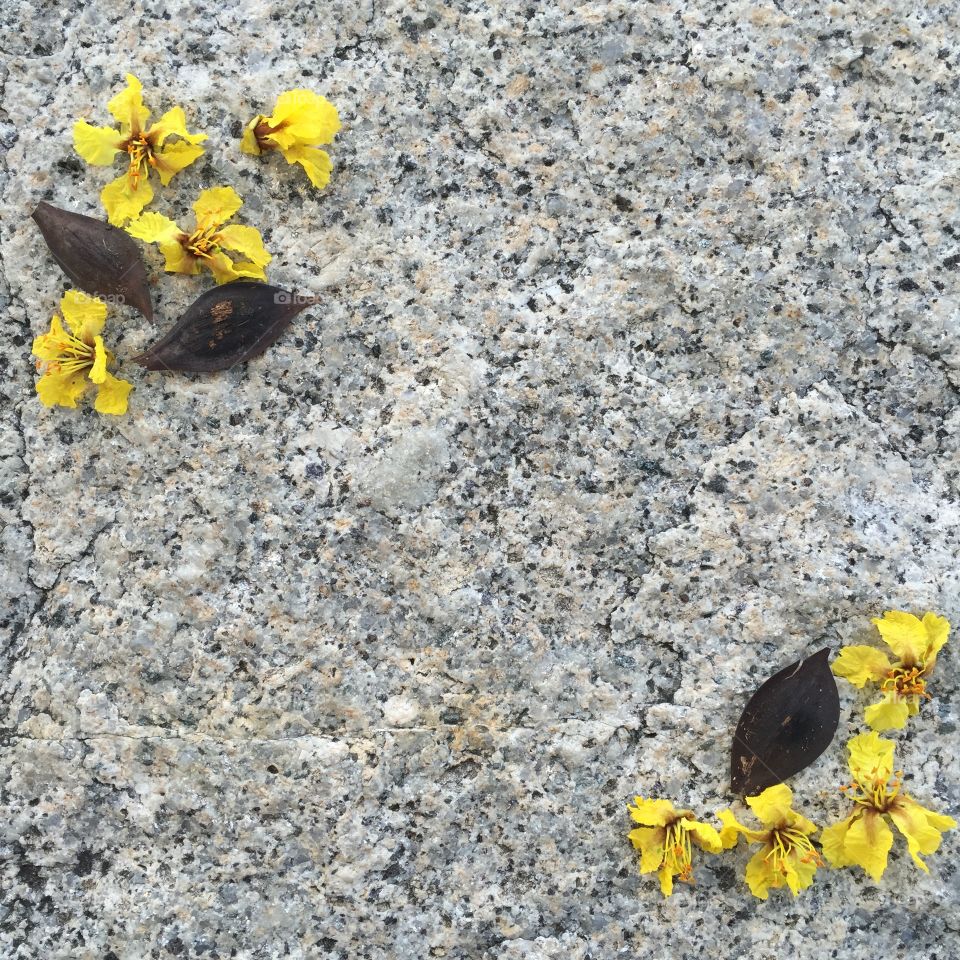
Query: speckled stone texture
[{"left": 1, "top": 1, "right": 959, "bottom": 958}]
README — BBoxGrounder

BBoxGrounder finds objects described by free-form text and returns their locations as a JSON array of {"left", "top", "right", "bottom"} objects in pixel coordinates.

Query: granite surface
[{"left": 1, "top": 1, "right": 959, "bottom": 958}]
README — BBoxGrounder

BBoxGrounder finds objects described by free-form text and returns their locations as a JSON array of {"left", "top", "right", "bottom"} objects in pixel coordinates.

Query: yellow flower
[
  {"left": 626, "top": 797, "right": 722, "bottom": 896},
  {"left": 820, "top": 731, "right": 956, "bottom": 880},
  {"left": 73, "top": 74, "right": 207, "bottom": 225},
  {"left": 32, "top": 291, "right": 132, "bottom": 415},
  {"left": 125, "top": 186, "right": 271, "bottom": 284},
  {"left": 241, "top": 89, "right": 340, "bottom": 189},
  {"left": 717, "top": 784, "right": 823, "bottom": 899},
  {"left": 832, "top": 611, "right": 949, "bottom": 730}
]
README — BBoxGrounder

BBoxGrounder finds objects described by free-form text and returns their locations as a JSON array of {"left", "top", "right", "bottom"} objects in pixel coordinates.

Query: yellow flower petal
[
  {"left": 158, "top": 240, "right": 199, "bottom": 275},
  {"left": 146, "top": 106, "right": 207, "bottom": 146},
  {"left": 627, "top": 797, "right": 676, "bottom": 827},
  {"left": 216, "top": 224, "right": 272, "bottom": 268},
  {"left": 204, "top": 249, "right": 244, "bottom": 284},
  {"left": 108, "top": 73, "right": 150, "bottom": 133},
  {"left": 240, "top": 116, "right": 264, "bottom": 155},
  {"left": 843, "top": 809, "right": 893, "bottom": 880},
  {"left": 847, "top": 730, "right": 895, "bottom": 785},
  {"left": 281, "top": 144, "right": 333, "bottom": 189},
  {"left": 923, "top": 808, "right": 959, "bottom": 833},
  {"left": 889, "top": 796, "right": 956, "bottom": 871},
  {"left": 125, "top": 211, "right": 182, "bottom": 245},
  {"left": 628, "top": 826, "right": 667, "bottom": 873},
  {"left": 90, "top": 336, "right": 109, "bottom": 384},
  {"left": 102, "top": 171, "right": 153, "bottom": 225},
  {"left": 717, "top": 808, "right": 742, "bottom": 848},
  {"left": 744, "top": 845, "right": 776, "bottom": 900},
  {"left": 192, "top": 186, "right": 243, "bottom": 229},
  {"left": 921, "top": 612, "right": 950, "bottom": 662},
  {"left": 153, "top": 140, "right": 205, "bottom": 186},
  {"left": 864, "top": 694, "right": 910, "bottom": 731},
  {"left": 820, "top": 816, "right": 856, "bottom": 868},
  {"left": 32, "top": 314, "right": 70, "bottom": 361},
  {"left": 268, "top": 89, "right": 340, "bottom": 145},
  {"left": 36, "top": 370, "right": 88, "bottom": 408},
  {"left": 229, "top": 260, "right": 268, "bottom": 281},
  {"left": 873, "top": 610, "right": 927, "bottom": 664},
  {"left": 785, "top": 809, "right": 818, "bottom": 836},
  {"left": 60, "top": 290, "right": 107, "bottom": 338},
  {"left": 679, "top": 818, "right": 723, "bottom": 854},
  {"left": 93, "top": 372, "right": 132, "bottom": 415},
  {"left": 746, "top": 783, "right": 793, "bottom": 827},
  {"left": 783, "top": 851, "right": 818, "bottom": 897},
  {"left": 658, "top": 864, "right": 674, "bottom": 897},
  {"left": 73, "top": 120, "right": 123, "bottom": 165},
  {"left": 831, "top": 645, "right": 893, "bottom": 687}
]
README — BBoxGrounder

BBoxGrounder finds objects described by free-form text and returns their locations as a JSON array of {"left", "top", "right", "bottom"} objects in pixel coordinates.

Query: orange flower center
[
  {"left": 663, "top": 819, "right": 693, "bottom": 884},
  {"left": 880, "top": 665, "right": 930, "bottom": 700},
  {"left": 842, "top": 768, "right": 903, "bottom": 813},
  {"left": 183, "top": 223, "right": 222, "bottom": 260},
  {"left": 764, "top": 827, "right": 823, "bottom": 876},
  {"left": 124, "top": 134, "right": 157, "bottom": 189},
  {"left": 36, "top": 327, "right": 95, "bottom": 376}
]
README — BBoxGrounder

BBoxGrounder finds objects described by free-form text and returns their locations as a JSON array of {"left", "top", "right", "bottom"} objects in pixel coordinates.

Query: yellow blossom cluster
[
  {"left": 628, "top": 610, "right": 955, "bottom": 900},
  {"left": 34, "top": 74, "right": 340, "bottom": 415}
]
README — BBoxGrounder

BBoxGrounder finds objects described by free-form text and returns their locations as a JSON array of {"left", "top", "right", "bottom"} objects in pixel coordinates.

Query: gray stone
[{"left": 1, "top": 1, "right": 958, "bottom": 958}]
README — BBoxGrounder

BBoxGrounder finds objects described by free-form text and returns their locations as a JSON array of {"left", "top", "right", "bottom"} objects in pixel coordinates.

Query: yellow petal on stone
[
  {"left": 717, "top": 808, "right": 766, "bottom": 848},
  {"left": 269, "top": 89, "right": 341, "bottom": 144},
  {"left": 626, "top": 797, "right": 676, "bottom": 827},
  {"left": 744, "top": 845, "right": 775, "bottom": 900},
  {"left": 889, "top": 796, "right": 956, "bottom": 871},
  {"left": 60, "top": 289, "right": 107, "bottom": 338},
  {"left": 281, "top": 144, "right": 333, "bottom": 189},
  {"left": 217, "top": 224, "right": 272, "bottom": 268},
  {"left": 628, "top": 826, "right": 667, "bottom": 873},
  {"left": 922, "top": 807, "right": 959, "bottom": 834},
  {"left": 147, "top": 106, "right": 207, "bottom": 146},
  {"left": 204, "top": 249, "right": 245, "bottom": 284},
  {"left": 746, "top": 783, "right": 793, "bottom": 827},
  {"left": 102, "top": 171, "right": 154, "bottom": 226},
  {"left": 90, "top": 336, "right": 109, "bottom": 384},
  {"left": 158, "top": 240, "right": 199, "bottom": 275},
  {"left": 843, "top": 809, "right": 893, "bottom": 881},
  {"left": 831, "top": 645, "right": 892, "bottom": 687},
  {"left": 785, "top": 808, "right": 818, "bottom": 837},
  {"left": 783, "top": 851, "right": 818, "bottom": 896},
  {"left": 93, "top": 372, "right": 132, "bottom": 415},
  {"left": 36, "top": 369, "right": 88, "bottom": 408},
  {"left": 108, "top": 73, "right": 150, "bottom": 133},
  {"left": 125, "top": 211, "right": 183, "bottom": 245},
  {"left": 887, "top": 808, "right": 935, "bottom": 872},
  {"left": 921, "top": 612, "right": 950, "bottom": 662},
  {"left": 847, "top": 730, "right": 895, "bottom": 786},
  {"left": 240, "top": 116, "right": 264, "bottom": 155},
  {"left": 872, "top": 610, "right": 927, "bottom": 664},
  {"left": 32, "top": 314, "right": 69, "bottom": 362},
  {"left": 73, "top": 120, "right": 124, "bottom": 165},
  {"left": 820, "top": 816, "right": 856, "bottom": 868},
  {"left": 864, "top": 694, "right": 910, "bottom": 732},
  {"left": 192, "top": 186, "right": 244, "bottom": 229},
  {"left": 228, "top": 259, "right": 268, "bottom": 281},
  {"left": 657, "top": 864, "right": 674, "bottom": 897},
  {"left": 679, "top": 818, "right": 723, "bottom": 854},
  {"left": 153, "top": 141, "right": 205, "bottom": 186}
]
